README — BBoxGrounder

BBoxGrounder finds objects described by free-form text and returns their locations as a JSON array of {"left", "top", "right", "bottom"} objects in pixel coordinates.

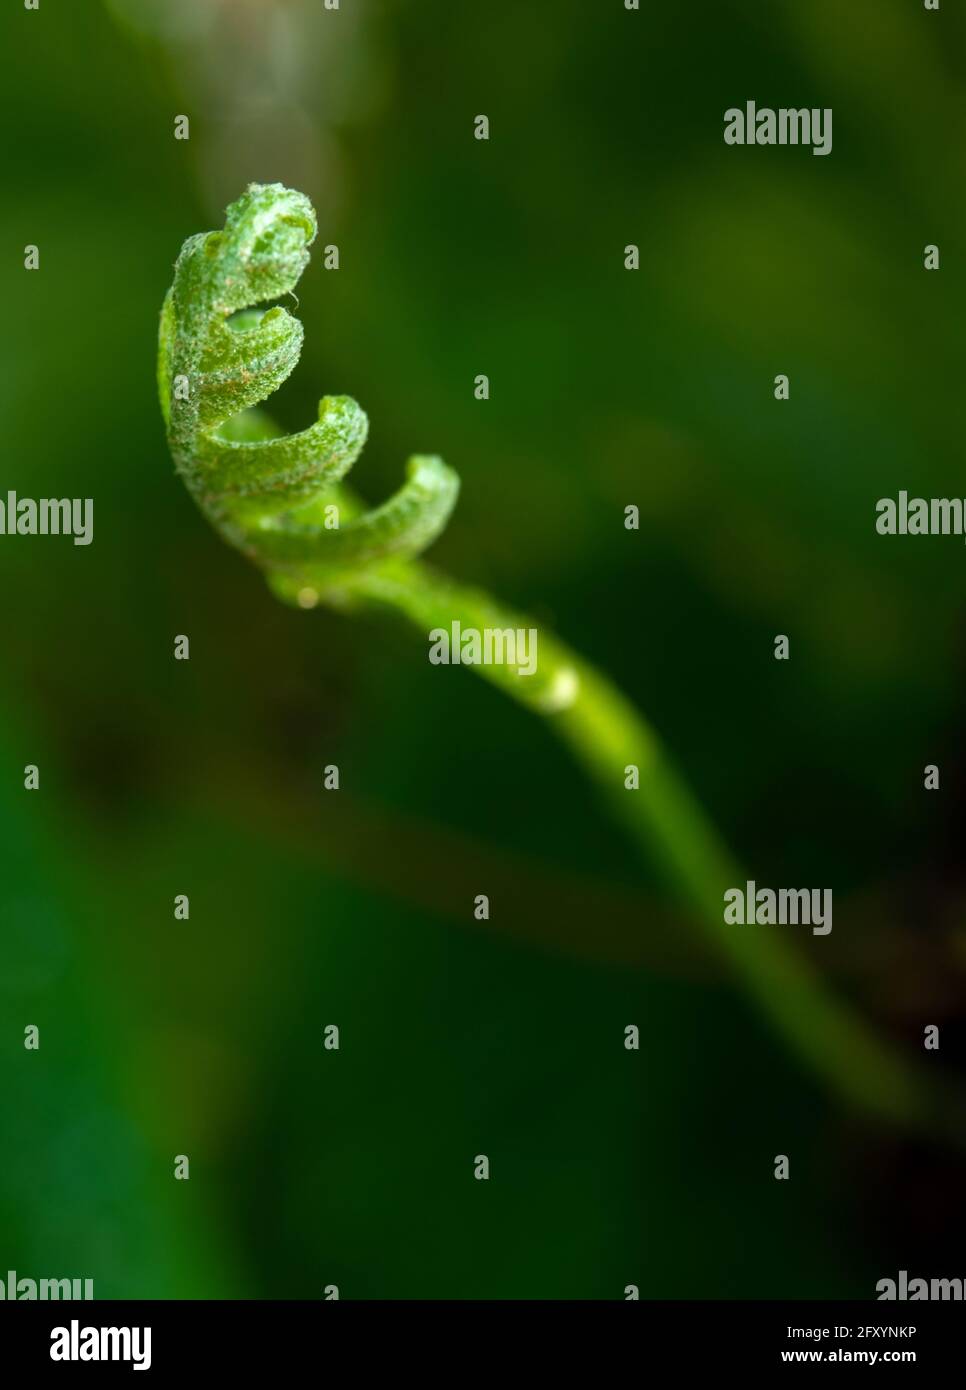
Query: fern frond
[
  {"left": 158, "top": 183, "right": 458, "bottom": 581},
  {"left": 158, "top": 185, "right": 957, "bottom": 1142}
]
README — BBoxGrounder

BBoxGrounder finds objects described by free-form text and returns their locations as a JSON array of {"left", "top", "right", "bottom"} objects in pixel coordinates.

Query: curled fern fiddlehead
[
  {"left": 158, "top": 184, "right": 954, "bottom": 1140},
  {"left": 158, "top": 183, "right": 459, "bottom": 599}
]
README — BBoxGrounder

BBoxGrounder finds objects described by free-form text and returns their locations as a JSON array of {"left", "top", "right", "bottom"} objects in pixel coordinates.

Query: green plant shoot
[{"left": 159, "top": 183, "right": 954, "bottom": 1140}]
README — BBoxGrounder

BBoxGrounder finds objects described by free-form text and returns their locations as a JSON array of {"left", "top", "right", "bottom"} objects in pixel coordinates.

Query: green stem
[{"left": 350, "top": 558, "right": 935, "bottom": 1132}]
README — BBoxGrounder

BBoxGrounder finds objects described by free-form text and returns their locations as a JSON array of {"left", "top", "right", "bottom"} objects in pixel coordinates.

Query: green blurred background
[{"left": 2, "top": 0, "right": 965, "bottom": 1298}]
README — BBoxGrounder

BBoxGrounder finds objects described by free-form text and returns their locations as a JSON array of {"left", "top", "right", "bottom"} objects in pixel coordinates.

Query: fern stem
[{"left": 351, "top": 559, "right": 934, "bottom": 1132}]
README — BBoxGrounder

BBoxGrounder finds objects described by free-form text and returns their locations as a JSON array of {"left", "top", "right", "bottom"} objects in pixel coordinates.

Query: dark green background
[{"left": 1, "top": 0, "right": 964, "bottom": 1298}]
